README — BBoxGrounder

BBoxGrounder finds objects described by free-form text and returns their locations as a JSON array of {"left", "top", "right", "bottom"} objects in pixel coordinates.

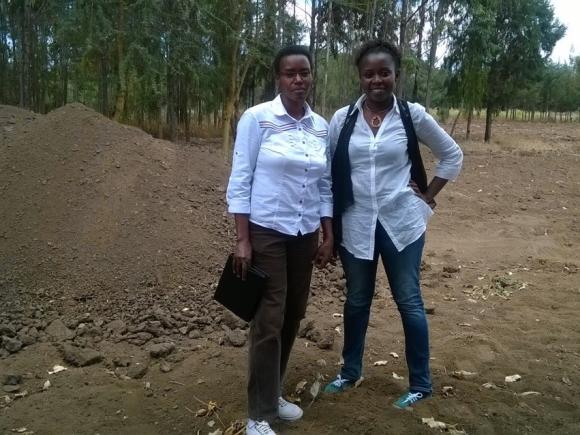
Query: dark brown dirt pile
[{"left": 0, "top": 103, "right": 230, "bottom": 316}]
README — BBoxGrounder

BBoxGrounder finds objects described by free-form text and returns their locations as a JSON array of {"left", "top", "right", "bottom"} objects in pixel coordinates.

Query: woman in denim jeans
[{"left": 323, "top": 40, "right": 463, "bottom": 409}]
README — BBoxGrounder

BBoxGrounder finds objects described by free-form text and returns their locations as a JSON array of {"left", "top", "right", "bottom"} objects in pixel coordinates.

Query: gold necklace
[{"left": 365, "top": 100, "right": 394, "bottom": 128}]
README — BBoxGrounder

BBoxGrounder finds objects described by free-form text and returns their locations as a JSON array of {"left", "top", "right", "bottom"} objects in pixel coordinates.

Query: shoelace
[
  {"left": 253, "top": 421, "right": 274, "bottom": 435},
  {"left": 331, "top": 375, "right": 350, "bottom": 387},
  {"left": 401, "top": 392, "right": 424, "bottom": 405}
]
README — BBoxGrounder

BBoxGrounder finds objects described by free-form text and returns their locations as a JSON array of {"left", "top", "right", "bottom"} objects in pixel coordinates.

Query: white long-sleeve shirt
[
  {"left": 329, "top": 95, "right": 463, "bottom": 258},
  {"left": 227, "top": 95, "right": 332, "bottom": 236}
]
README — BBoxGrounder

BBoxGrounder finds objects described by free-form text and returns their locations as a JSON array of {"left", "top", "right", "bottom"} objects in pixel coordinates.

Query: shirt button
[
  {"left": 302, "top": 184, "right": 306, "bottom": 188},
  {"left": 304, "top": 168, "right": 308, "bottom": 172},
  {"left": 302, "top": 141, "right": 305, "bottom": 144},
  {"left": 299, "top": 200, "right": 303, "bottom": 204},
  {"left": 298, "top": 213, "right": 302, "bottom": 217},
  {"left": 305, "top": 153, "right": 309, "bottom": 157}
]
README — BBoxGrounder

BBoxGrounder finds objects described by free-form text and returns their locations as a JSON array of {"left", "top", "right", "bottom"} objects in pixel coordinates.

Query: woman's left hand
[
  {"left": 314, "top": 239, "right": 333, "bottom": 269},
  {"left": 409, "top": 180, "right": 436, "bottom": 209}
]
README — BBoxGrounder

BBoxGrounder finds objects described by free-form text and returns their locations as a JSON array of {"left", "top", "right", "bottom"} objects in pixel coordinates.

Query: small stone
[
  {"left": 317, "top": 332, "right": 334, "bottom": 350},
  {"left": 443, "top": 265, "right": 460, "bottom": 274},
  {"left": 61, "top": 343, "right": 103, "bottom": 367},
  {"left": 18, "top": 331, "right": 36, "bottom": 346},
  {"left": 298, "top": 320, "right": 315, "bottom": 338},
  {"left": 221, "top": 311, "right": 248, "bottom": 330},
  {"left": 127, "top": 361, "right": 149, "bottom": 379},
  {"left": 3, "top": 384, "right": 21, "bottom": 393},
  {"left": 46, "top": 319, "right": 75, "bottom": 341},
  {"left": 148, "top": 342, "right": 175, "bottom": 358},
  {"left": 2, "top": 336, "right": 23, "bottom": 353},
  {"left": 226, "top": 329, "right": 247, "bottom": 347},
  {"left": 160, "top": 361, "right": 172, "bottom": 373},
  {"left": 425, "top": 307, "right": 436, "bottom": 315},
  {"left": 106, "top": 319, "right": 127, "bottom": 335},
  {"left": 113, "top": 356, "right": 131, "bottom": 368},
  {"left": 0, "top": 324, "right": 16, "bottom": 336},
  {"left": 166, "top": 352, "right": 186, "bottom": 364},
  {"left": 188, "top": 329, "right": 202, "bottom": 339},
  {"left": 178, "top": 326, "right": 189, "bottom": 335},
  {"left": 2, "top": 374, "right": 22, "bottom": 385}
]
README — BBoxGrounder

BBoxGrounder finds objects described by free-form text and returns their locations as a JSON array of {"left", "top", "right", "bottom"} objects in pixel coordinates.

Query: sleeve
[
  {"left": 226, "top": 110, "right": 261, "bottom": 214},
  {"left": 318, "top": 121, "right": 333, "bottom": 218},
  {"left": 328, "top": 110, "right": 344, "bottom": 159},
  {"left": 412, "top": 104, "right": 463, "bottom": 181}
]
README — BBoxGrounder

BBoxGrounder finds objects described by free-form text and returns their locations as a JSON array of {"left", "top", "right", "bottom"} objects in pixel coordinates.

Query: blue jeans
[{"left": 339, "top": 223, "right": 432, "bottom": 394}]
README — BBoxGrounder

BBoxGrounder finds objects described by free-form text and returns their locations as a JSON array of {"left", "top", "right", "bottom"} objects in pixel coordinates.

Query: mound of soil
[{"left": 0, "top": 103, "right": 230, "bottom": 318}]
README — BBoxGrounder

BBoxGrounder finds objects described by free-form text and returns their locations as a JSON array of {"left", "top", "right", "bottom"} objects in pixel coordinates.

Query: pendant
[{"left": 371, "top": 115, "right": 382, "bottom": 128}]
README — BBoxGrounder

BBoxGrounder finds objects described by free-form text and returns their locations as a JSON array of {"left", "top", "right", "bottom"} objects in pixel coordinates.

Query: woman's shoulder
[
  {"left": 330, "top": 104, "right": 353, "bottom": 124},
  {"left": 309, "top": 111, "right": 329, "bottom": 129},
  {"left": 243, "top": 101, "right": 272, "bottom": 118},
  {"left": 400, "top": 100, "right": 430, "bottom": 124}
]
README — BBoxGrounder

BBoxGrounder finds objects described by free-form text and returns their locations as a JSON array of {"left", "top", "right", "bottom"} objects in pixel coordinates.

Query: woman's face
[
  {"left": 358, "top": 51, "right": 397, "bottom": 105},
  {"left": 276, "top": 54, "right": 312, "bottom": 105}
]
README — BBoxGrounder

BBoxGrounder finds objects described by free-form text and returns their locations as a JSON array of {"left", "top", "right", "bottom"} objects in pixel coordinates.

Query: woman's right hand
[{"left": 233, "top": 238, "right": 252, "bottom": 280}]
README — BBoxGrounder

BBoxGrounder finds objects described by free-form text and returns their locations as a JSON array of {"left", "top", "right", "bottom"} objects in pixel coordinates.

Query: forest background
[{"left": 0, "top": 0, "right": 579, "bottom": 156}]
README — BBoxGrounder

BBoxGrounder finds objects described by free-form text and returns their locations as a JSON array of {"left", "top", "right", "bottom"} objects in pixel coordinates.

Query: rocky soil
[{"left": 1, "top": 104, "right": 579, "bottom": 434}]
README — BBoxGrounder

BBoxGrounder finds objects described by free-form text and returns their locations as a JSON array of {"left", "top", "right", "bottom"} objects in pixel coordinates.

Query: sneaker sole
[{"left": 278, "top": 410, "right": 303, "bottom": 422}]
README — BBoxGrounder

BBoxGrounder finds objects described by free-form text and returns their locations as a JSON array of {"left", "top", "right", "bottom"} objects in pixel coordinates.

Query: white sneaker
[
  {"left": 246, "top": 419, "right": 276, "bottom": 435},
  {"left": 278, "top": 396, "right": 303, "bottom": 421}
]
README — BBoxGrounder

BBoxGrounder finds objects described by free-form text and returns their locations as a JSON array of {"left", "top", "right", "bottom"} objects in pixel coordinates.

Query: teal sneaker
[
  {"left": 323, "top": 375, "right": 355, "bottom": 393},
  {"left": 393, "top": 391, "right": 430, "bottom": 409}
]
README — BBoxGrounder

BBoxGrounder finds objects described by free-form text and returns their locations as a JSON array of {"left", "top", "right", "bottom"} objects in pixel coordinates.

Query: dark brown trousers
[{"left": 247, "top": 223, "right": 319, "bottom": 422}]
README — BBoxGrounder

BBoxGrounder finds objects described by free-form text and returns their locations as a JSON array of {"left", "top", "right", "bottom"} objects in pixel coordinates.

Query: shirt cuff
[
  {"left": 434, "top": 166, "right": 461, "bottom": 182},
  {"left": 227, "top": 200, "right": 251, "bottom": 214},
  {"left": 320, "top": 203, "right": 333, "bottom": 218}
]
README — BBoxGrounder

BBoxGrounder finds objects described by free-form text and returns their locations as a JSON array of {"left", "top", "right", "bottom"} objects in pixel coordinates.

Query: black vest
[{"left": 331, "top": 99, "right": 428, "bottom": 244}]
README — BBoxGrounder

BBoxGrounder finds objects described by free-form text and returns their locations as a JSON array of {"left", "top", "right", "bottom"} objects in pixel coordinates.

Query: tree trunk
[
  {"left": 425, "top": 0, "right": 447, "bottom": 112},
  {"left": 321, "top": 0, "right": 332, "bottom": 115},
  {"left": 450, "top": 109, "right": 461, "bottom": 136},
  {"left": 411, "top": 1, "right": 426, "bottom": 102},
  {"left": 61, "top": 58, "right": 68, "bottom": 106},
  {"left": 19, "top": 1, "right": 32, "bottom": 109},
  {"left": 396, "top": 0, "right": 408, "bottom": 98},
  {"left": 309, "top": 0, "right": 317, "bottom": 107},
  {"left": 166, "top": 67, "right": 176, "bottom": 141},
  {"left": 368, "top": 0, "right": 378, "bottom": 38},
  {"left": 484, "top": 104, "right": 493, "bottom": 142},
  {"left": 113, "top": 0, "right": 126, "bottom": 121},
  {"left": 262, "top": 0, "right": 276, "bottom": 100},
  {"left": 222, "top": 0, "right": 248, "bottom": 161},
  {"left": 98, "top": 55, "right": 109, "bottom": 116},
  {"left": 466, "top": 107, "right": 473, "bottom": 140}
]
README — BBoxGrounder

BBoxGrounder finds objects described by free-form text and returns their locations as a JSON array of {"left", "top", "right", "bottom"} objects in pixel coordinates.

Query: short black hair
[
  {"left": 273, "top": 45, "right": 313, "bottom": 75},
  {"left": 355, "top": 40, "right": 401, "bottom": 71}
]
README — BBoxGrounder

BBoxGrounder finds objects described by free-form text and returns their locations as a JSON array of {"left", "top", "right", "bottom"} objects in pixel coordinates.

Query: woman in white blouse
[
  {"left": 323, "top": 40, "right": 463, "bottom": 410},
  {"left": 227, "top": 45, "right": 333, "bottom": 435}
]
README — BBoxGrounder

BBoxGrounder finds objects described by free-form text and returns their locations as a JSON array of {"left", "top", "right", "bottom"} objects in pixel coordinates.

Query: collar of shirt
[
  {"left": 270, "top": 94, "right": 314, "bottom": 123},
  {"left": 354, "top": 94, "right": 400, "bottom": 117}
]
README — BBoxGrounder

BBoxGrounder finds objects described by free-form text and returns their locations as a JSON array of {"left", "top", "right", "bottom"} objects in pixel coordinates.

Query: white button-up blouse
[
  {"left": 329, "top": 95, "right": 463, "bottom": 259},
  {"left": 227, "top": 95, "right": 332, "bottom": 236}
]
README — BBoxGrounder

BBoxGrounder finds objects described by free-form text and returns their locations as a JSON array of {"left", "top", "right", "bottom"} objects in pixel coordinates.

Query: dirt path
[{"left": 1, "top": 105, "right": 579, "bottom": 434}]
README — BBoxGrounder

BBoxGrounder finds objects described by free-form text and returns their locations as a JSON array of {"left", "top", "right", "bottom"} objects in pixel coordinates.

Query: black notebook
[{"left": 213, "top": 254, "right": 269, "bottom": 322}]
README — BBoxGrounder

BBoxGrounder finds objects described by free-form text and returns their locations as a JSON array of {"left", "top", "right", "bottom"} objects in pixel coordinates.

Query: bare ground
[{"left": 1, "top": 105, "right": 579, "bottom": 434}]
